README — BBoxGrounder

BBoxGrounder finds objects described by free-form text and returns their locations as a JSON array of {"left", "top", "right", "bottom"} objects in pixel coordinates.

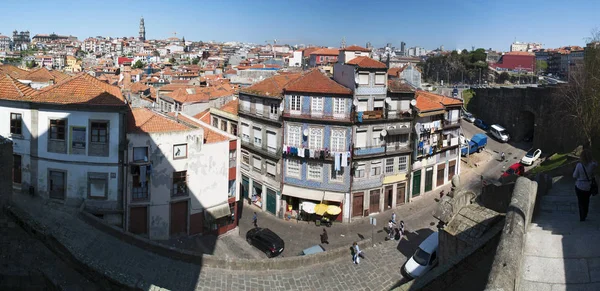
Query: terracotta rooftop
[
  {"left": 127, "top": 108, "right": 192, "bottom": 133},
  {"left": 30, "top": 73, "right": 126, "bottom": 106},
  {"left": 0, "top": 64, "right": 29, "bottom": 79},
  {"left": 346, "top": 56, "right": 387, "bottom": 69},
  {"left": 505, "top": 51, "right": 535, "bottom": 56},
  {"left": 219, "top": 99, "right": 239, "bottom": 115},
  {"left": 284, "top": 69, "right": 352, "bottom": 95},
  {"left": 387, "top": 80, "right": 415, "bottom": 93},
  {"left": 240, "top": 73, "right": 302, "bottom": 98},
  {"left": 341, "top": 45, "right": 371, "bottom": 52},
  {"left": 130, "top": 82, "right": 150, "bottom": 93},
  {"left": 194, "top": 109, "right": 211, "bottom": 123},
  {"left": 415, "top": 90, "right": 462, "bottom": 112},
  {"left": 310, "top": 48, "right": 340, "bottom": 56},
  {"left": 0, "top": 74, "right": 37, "bottom": 100},
  {"left": 166, "top": 112, "right": 230, "bottom": 144}
]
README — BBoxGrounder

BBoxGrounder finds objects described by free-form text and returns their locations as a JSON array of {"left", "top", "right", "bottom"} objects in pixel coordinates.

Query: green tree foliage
[
  {"left": 419, "top": 48, "right": 489, "bottom": 84},
  {"left": 26, "top": 60, "right": 37, "bottom": 69},
  {"left": 536, "top": 60, "right": 548, "bottom": 73},
  {"left": 132, "top": 60, "right": 145, "bottom": 69},
  {"left": 152, "top": 50, "right": 160, "bottom": 57},
  {"left": 169, "top": 57, "right": 176, "bottom": 64},
  {"left": 192, "top": 57, "right": 200, "bottom": 65},
  {"left": 497, "top": 72, "right": 510, "bottom": 84}
]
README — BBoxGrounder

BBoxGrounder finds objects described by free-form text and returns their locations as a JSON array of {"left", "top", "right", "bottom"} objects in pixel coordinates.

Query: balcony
[
  {"left": 283, "top": 111, "right": 352, "bottom": 123},
  {"left": 353, "top": 144, "right": 385, "bottom": 157},
  {"left": 241, "top": 139, "right": 282, "bottom": 159},
  {"left": 355, "top": 110, "right": 384, "bottom": 122},
  {"left": 385, "top": 143, "right": 412, "bottom": 154},
  {"left": 386, "top": 110, "right": 413, "bottom": 120},
  {"left": 238, "top": 107, "right": 281, "bottom": 123},
  {"left": 443, "top": 119, "right": 461, "bottom": 129}
]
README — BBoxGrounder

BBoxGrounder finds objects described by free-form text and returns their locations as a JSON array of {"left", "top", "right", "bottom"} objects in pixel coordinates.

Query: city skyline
[{"left": 0, "top": 0, "right": 598, "bottom": 51}]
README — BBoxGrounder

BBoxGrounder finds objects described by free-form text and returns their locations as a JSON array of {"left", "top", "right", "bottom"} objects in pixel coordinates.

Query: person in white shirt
[{"left": 573, "top": 149, "right": 598, "bottom": 222}]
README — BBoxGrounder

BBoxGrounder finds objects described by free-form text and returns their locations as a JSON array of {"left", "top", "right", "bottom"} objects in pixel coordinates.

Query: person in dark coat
[{"left": 321, "top": 228, "right": 329, "bottom": 244}]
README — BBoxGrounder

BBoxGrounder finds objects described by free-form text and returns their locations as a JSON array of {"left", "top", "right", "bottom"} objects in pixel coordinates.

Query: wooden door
[
  {"left": 369, "top": 189, "right": 380, "bottom": 213},
  {"left": 13, "top": 154, "right": 21, "bottom": 184},
  {"left": 412, "top": 170, "right": 422, "bottom": 197},
  {"left": 436, "top": 164, "right": 446, "bottom": 187},
  {"left": 129, "top": 206, "right": 148, "bottom": 234},
  {"left": 266, "top": 189, "right": 276, "bottom": 214},
  {"left": 384, "top": 185, "right": 393, "bottom": 209},
  {"left": 49, "top": 170, "right": 65, "bottom": 200},
  {"left": 396, "top": 183, "right": 406, "bottom": 206},
  {"left": 352, "top": 192, "right": 364, "bottom": 217},
  {"left": 448, "top": 160, "right": 456, "bottom": 180},
  {"left": 425, "top": 167, "right": 433, "bottom": 192},
  {"left": 170, "top": 200, "right": 188, "bottom": 235}
]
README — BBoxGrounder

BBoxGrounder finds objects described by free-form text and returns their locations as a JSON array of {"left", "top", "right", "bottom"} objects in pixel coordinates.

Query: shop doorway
[
  {"left": 251, "top": 182, "right": 263, "bottom": 208},
  {"left": 384, "top": 185, "right": 393, "bottom": 209},
  {"left": 412, "top": 170, "right": 421, "bottom": 197},
  {"left": 425, "top": 167, "right": 433, "bottom": 192},
  {"left": 242, "top": 175, "right": 249, "bottom": 199},
  {"left": 49, "top": 170, "right": 66, "bottom": 200},
  {"left": 369, "top": 189, "right": 380, "bottom": 214},
  {"left": 170, "top": 200, "right": 188, "bottom": 235},
  {"left": 396, "top": 183, "right": 406, "bottom": 206},
  {"left": 266, "top": 189, "right": 276, "bottom": 214},
  {"left": 129, "top": 206, "right": 148, "bottom": 235},
  {"left": 436, "top": 163, "right": 446, "bottom": 187},
  {"left": 448, "top": 160, "right": 457, "bottom": 181},
  {"left": 352, "top": 192, "right": 364, "bottom": 217}
]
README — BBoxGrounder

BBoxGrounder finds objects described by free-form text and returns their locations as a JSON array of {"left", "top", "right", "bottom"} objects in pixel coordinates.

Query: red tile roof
[
  {"left": 346, "top": 56, "right": 387, "bottom": 69},
  {"left": 166, "top": 112, "right": 229, "bottom": 144},
  {"left": 127, "top": 108, "right": 192, "bottom": 133},
  {"left": 284, "top": 69, "right": 352, "bottom": 95},
  {"left": 302, "top": 47, "right": 322, "bottom": 58},
  {"left": 310, "top": 48, "right": 340, "bottom": 56},
  {"left": 0, "top": 64, "right": 29, "bottom": 79},
  {"left": 219, "top": 99, "right": 239, "bottom": 115},
  {"left": 387, "top": 80, "right": 415, "bottom": 93},
  {"left": 30, "top": 73, "right": 126, "bottom": 106},
  {"left": 194, "top": 109, "right": 211, "bottom": 123},
  {"left": 240, "top": 73, "right": 302, "bottom": 98},
  {"left": 0, "top": 74, "right": 37, "bottom": 100},
  {"left": 130, "top": 82, "right": 150, "bottom": 93},
  {"left": 505, "top": 51, "right": 534, "bottom": 56},
  {"left": 415, "top": 90, "right": 462, "bottom": 112},
  {"left": 341, "top": 45, "right": 371, "bottom": 52}
]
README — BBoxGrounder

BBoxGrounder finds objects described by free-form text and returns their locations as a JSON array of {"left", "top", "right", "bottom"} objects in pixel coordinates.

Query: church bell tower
[{"left": 139, "top": 16, "right": 146, "bottom": 41}]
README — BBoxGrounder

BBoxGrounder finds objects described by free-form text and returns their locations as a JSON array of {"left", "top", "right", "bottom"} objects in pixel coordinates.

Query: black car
[{"left": 246, "top": 228, "right": 285, "bottom": 258}]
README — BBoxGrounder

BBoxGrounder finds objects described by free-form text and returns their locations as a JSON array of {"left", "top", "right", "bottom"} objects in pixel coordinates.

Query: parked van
[
  {"left": 402, "top": 232, "right": 439, "bottom": 279},
  {"left": 490, "top": 124, "right": 510, "bottom": 142}
]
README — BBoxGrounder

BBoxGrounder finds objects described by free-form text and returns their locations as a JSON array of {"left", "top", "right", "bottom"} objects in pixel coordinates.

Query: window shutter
[
  {"left": 267, "top": 131, "right": 277, "bottom": 148},
  {"left": 253, "top": 157, "right": 261, "bottom": 169},
  {"left": 356, "top": 130, "right": 367, "bottom": 147},
  {"left": 253, "top": 127, "right": 261, "bottom": 139},
  {"left": 255, "top": 100, "right": 264, "bottom": 114},
  {"left": 374, "top": 100, "right": 384, "bottom": 108},
  {"left": 358, "top": 101, "right": 368, "bottom": 112},
  {"left": 359, "top": 73, "right": 369, "bottom": 85},
  {"left": 267, "top": 162, "right": 276, "bottom": 175},
  {"left": 242, "top": 123, "right": 250, "bottom": 135},
  {"left": 375, "top": 73, "right": 385, "bottom": 84}
]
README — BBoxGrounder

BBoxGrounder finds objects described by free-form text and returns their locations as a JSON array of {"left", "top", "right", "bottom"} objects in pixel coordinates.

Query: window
[
  {"left": 10, "top": 113, "right": 22, "bottom": 135},
  {"left": 88, "top": 172, "right": 108, "bottom": 199},
  {"left": 333, "top": 98, "right": 345, "bottom": 116},
  {"left": 371, "top": 162, "right": 382, "bottom": 176},
  {"left": 255, "top": 99, "right": 264, "bottom": 115},
  {"left": 398, "top": 156, "right": 408, "bottom": 172},
  {"left": 311, "top": 97, "right": 323, "bottom": 114},
  {"left": 356, "top": 130, "right": 367, "bottom": 148},
  {"left": 358, "top": 72, "right": 369, "bottom": 85},
  {"left": 252, "top": 155, "right": 261, "bottom": 172},
  {"left": 241, "top": 123, "right": 250, "bottom": 142},
  {"left": 372, "top": 129, "right": 382, "bottom": 146},
  {"left": 231, "top": 123, "right": 238, "bottom": 136},
  {"left": 90, "top": 122, "right": 108, "bottom": 143},
  {"left": 229, "top": 150, "right": 236, "bottom": 168},
  {"left": 212, "top": 117, "right": 218, "bottom": 127},
  {"left": 270, "top": 103, "right": 278, "bottom": 115},
  {"left": 288, "top": 125, "right": 302, "bottom": 147},
  {"left": 309, "top": 127, "right": 323, "bottom": 149},
  {"left": 307, "top": 162, "right": 323, "bottom": 181},
  {"left": 286, "top": 159, "right": 301, "bottom": 177},
  {"left": 242, "top": 151, "right": 250, "bottom": 165},
  {"left": 266, "top": 161, "right": 276, "bottom": 178},
  {"left": 291, "top": 95, "right": 301, "bottom": 112},
  {"left": 172, "top": 171, "right": 187, "bottom": 196},
  {"left": 267, "top": 131, "right": 277, "bottom": 153},
  {"left": 49, "top": 119, "right": 66, "bottom": 140},
  {"left": 173, "top": 144, "right": 187, "bottom": 159},
  {"left": 331, "top": 165, "right": 344, "bottom": 181},
  {"left": 355, "top": 164, "right": 365, "bottom": 178},
  {"left": 253, "top": 127, "right": 262, "bottom": 147},
  {"left": 331, "top": 129, "right": 346, "bottom": 152},
  {"left": 220, "top": 120, "right": 227, "bottom": 131},
  {"left": 375, "top": 73, "right": 385, "bottom": 85},
  {"left": 385, "top": 158, "right": 395, "bottom": 174},
  {"left": 133, "top": 147, "right": 148, "bottom": 162}
]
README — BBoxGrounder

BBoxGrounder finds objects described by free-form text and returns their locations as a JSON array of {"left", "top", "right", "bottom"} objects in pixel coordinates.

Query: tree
[
  {"left": 559, "top": 29, "right": 600, "bottom": 148},
  {"left": 497, "top": 72, "right": 510, "bottom": 84},
  {"left": 169, "top": 57, "right": 176, "bottom": 64},
  {"left": 132, "top": 59, "right": 145, "bottom": 69},
  {"left": 152, "top": 50, "right": 160, "bottom": 57},
  {"left": 419, "top": 48, "right": 490, "bottom": 85},
  {"left": 192, "top": 57, "right": 200, "bottom": 65},
  {"left": 536, "top": 60, "right": 548, "bottom": 74},
  {"left": 26, "top": 60, "right": 37, "bottom": 69}
]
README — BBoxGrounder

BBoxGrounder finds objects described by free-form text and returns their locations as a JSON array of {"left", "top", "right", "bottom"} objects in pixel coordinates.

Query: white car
[
  {"left": 402, "top": 232, "right": 439, "bottom": 279},
  {"left": 521, "top": 149, "right": 542, "bottom": 166},
  {"left": 463, "top": 112, "right": 475, "bottom": 123}
]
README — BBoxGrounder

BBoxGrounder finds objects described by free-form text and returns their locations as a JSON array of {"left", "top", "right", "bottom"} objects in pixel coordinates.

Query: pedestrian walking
[
  {"left": 352, "top": 242, "right": 361, "bottom": 264},
  {"left": 252, "top": 212, "right": 258, "bottom": 228},
  {"left": 396, "top": 220, "right": 405, "bottom": 241},
  {"left": 320, "top": 228, "right": 329, "bottom": 244},
  {"left": 388, "top": 220, "right": 395, "bottom": 240},
  {"left": 391, "top": 212, "right": 397, "bottom": 224},
  {"left": 501, "top": 152, "right": 505, "bottom": 161},
  {"left": 573, "top": 149, "right": 598, "bottom": 222}
]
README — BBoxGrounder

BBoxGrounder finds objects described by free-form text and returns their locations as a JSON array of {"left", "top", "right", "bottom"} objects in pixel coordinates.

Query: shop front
[
  {"left": 281, "top": 184, "right": 345, "bottom": 223},
  {"left": 251, "top": 182, "right": 263, "bottom": 209},
  {"left": 204, "top": 202, "right": 233, "bottom": 236}
]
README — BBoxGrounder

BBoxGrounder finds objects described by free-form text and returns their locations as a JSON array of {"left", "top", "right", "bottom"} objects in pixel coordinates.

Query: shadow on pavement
[{"left": 396, "top": 228, "right": 435, "bottom": 258}]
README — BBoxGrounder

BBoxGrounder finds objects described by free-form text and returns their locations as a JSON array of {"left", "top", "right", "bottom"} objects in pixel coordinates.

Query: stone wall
[
  {"left": 485, "top": 177, "right": 538, "bottom": 291},
  {"left": 469, "top": 86, "right": 584, "bottom": 154},
  {"left": 0, "top": 136, "right": 13, "bottom": 209},
  {"left": 479, "top": 182, "right": 516, "bottom": 213}
]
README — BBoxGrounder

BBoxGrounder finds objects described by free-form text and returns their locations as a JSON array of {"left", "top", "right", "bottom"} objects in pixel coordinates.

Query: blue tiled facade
[
  {"left": 353, "top": 146, "right": 385, "bottom": 156},
  {"left": 352, "top": 175, "right": 383, "bottom": 191},
  {"left": 283, "top": 159, "right": 351, "bottom": 192},
  {"left": 284, "top": 94, "right": 352, "bottom": 117}
]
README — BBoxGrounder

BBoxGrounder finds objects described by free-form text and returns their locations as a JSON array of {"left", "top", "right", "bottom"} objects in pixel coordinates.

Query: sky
[{"left": 1, "top": 0, "right": 598, "bottom": 51}]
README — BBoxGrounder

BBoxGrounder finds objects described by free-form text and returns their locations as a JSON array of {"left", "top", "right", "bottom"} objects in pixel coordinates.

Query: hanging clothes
[
  {"left": 358, "top": 112, "right": 363, "bottom": 122},
  {"left": 140, "top": 165, "right": 147, "bottom": 184},
  {"left": 298, "top": 147, "right": 305, "bottom": 158},
  {"left": 304, "top": 148, "right": 309, "bottom": 158},
  {"left": 335, "top": 153, "right": 341, "bottom": 171},
  {"left": 319, "top": 150, "right": 325, "bottom": 160},
  {"left": 341, "top": 152, "right": 348, "bottom": 167}
]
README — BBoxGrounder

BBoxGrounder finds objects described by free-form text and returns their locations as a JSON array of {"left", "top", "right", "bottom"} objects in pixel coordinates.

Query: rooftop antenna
[{"left": 341, "top": 37, "right": 346, "bottom": 49}]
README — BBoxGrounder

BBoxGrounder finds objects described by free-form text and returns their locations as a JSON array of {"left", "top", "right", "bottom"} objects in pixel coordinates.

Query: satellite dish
[
  {"left": 410, "top": 99, "right": 417, "bottom": 106},
  {"left": 385, "top": 97, "right": 392, "bottom": 104},
  {"left": 381, "top": 129, "right": 387, "bottom": 137},
  {"left": 354, "top": 76, "right": 360, "bottom": 84},
  {"left": 353, "top": 99, "right": 358, "bottom": 107},
  {"left": 303, "top": 129, "right": 309, "bottom": 136}
]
